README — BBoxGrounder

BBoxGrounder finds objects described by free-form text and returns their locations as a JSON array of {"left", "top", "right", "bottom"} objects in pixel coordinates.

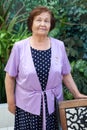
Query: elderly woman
[{"left": 5, "top": 6, "right": 87, "bottom": 130}]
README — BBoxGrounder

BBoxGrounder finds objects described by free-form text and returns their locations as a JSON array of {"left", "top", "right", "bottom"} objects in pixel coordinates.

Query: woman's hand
[
  {"left": 76, "top": 93, "right": 87, "bottom": 99},
  {"left": 8, "top": 103, "right": 16, "bottom": 114}
]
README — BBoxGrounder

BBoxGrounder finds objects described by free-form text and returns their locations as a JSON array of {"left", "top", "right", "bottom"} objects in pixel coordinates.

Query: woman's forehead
[{"left": 34, "top": 12, "right": 51, "bottom": 19}]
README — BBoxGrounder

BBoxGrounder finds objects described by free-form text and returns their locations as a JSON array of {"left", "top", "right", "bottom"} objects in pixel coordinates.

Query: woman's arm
[
  {"left": 63, "top": 73, "right": 87, "bottom": 99},
  {"left": 5, "top": 73, "right": 16, "bottom": 114}
]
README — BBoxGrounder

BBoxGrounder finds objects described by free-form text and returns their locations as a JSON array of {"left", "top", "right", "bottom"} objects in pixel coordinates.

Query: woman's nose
[{"left": 40, "top": 21, "right": 45, "bottom": 25}]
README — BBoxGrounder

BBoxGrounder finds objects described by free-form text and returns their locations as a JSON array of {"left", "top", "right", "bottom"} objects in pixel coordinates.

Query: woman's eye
[
  {"left": 35, "top": 19, "right": 50, "bottom": 23},
  {"left": 45, "top": 20, "right": 49, "bottom": 23}
]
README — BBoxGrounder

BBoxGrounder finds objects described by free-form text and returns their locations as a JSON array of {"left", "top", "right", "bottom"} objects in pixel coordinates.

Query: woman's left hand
[{"left": 76, "top": 93, "right": 87, "bottom": 99}]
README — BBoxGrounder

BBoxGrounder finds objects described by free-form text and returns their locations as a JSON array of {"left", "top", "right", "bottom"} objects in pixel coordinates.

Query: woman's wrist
[
  {"left": 75, "top": 93, "right": 87, "bottom": 99},
  {"left": 7, "top": 97, "right": 15, "bottom": 106}
]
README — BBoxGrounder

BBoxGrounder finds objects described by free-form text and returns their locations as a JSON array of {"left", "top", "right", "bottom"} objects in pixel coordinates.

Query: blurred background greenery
[{"left": 0, "top": 0, "right": 87, "bottom": 103}]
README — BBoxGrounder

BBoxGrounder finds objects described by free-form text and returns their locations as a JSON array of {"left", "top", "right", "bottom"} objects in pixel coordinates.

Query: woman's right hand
[
  {"left": 8, "top": 103, "right": 16, "bottom": 114},
  {"left": 5, "top": 73, "right": 16, "bottom": 114}
]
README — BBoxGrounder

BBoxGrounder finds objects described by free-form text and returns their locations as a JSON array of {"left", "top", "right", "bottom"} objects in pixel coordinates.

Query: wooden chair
[{"left": 59, "top": 99, "right": 87, "bottom": 130}]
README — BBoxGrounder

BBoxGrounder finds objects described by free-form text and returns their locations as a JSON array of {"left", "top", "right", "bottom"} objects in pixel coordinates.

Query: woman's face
[{"left": 32, "top": 12, "right": 51, "bottom": 36}]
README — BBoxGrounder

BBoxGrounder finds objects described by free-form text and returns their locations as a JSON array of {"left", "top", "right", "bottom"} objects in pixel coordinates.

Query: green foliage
[
  {"left": 64, "top": 59, "right": 87, "bottom": 100},
  {"left": 63, "top": 87, "right": 74, "bottom": 100},
  {"left": 57, "top": 0, "right": 87, "bottom": 60},
  {"left": 71, "top": 59, "right": 87, "bottom": 95},
  {"left": 0, "top": 26, "right": 29, "bottom": 59},
  {"left": 0, "top": 0, "right": 27, "bottom": 31},
  {"left": 0, "top": 27, "right": 29, "bottom": 103},
  {"left": 0, "top": 0, "right": 30, "bottom": 103},
  {"left": 0, "top": 62, "right": 6, "bottom": 103},
  {"left": 64, "top": 37, "right": 84, "bottom": 60}
]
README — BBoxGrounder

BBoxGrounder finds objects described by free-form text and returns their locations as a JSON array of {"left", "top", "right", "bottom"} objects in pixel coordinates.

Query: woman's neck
[{"left": 30, "top": 35, "right": 51, "bottom": 50}]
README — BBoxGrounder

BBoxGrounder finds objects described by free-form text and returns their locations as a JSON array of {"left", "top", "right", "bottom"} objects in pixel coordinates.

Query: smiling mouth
[{"left": 39, "top": 28, "right": 47, "bottom": 31}]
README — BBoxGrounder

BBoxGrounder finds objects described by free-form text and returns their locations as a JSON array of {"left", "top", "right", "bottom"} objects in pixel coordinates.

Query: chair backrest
[{"left": 59, "top": 99, "right": 87, "bottom": 130}]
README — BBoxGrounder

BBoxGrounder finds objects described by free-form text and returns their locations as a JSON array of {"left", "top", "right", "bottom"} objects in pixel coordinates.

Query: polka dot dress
[{"left": 14, "top": 47, "right": 59, "bottom": 130}]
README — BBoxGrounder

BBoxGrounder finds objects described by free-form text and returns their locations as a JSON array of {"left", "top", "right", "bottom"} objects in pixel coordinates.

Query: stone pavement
[{"left": 0, "top": 127, "right": 14, "bottom": 130}]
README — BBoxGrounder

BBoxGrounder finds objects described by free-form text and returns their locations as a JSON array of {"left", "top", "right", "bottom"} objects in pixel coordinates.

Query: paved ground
[{"left": 0, "top": 127, "right": 14, "bottom": 130}]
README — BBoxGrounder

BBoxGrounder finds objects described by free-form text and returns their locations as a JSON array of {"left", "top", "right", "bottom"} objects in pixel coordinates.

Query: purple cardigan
[{"left": 5, "top": 37, "right": 71, "bottom": 115}]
